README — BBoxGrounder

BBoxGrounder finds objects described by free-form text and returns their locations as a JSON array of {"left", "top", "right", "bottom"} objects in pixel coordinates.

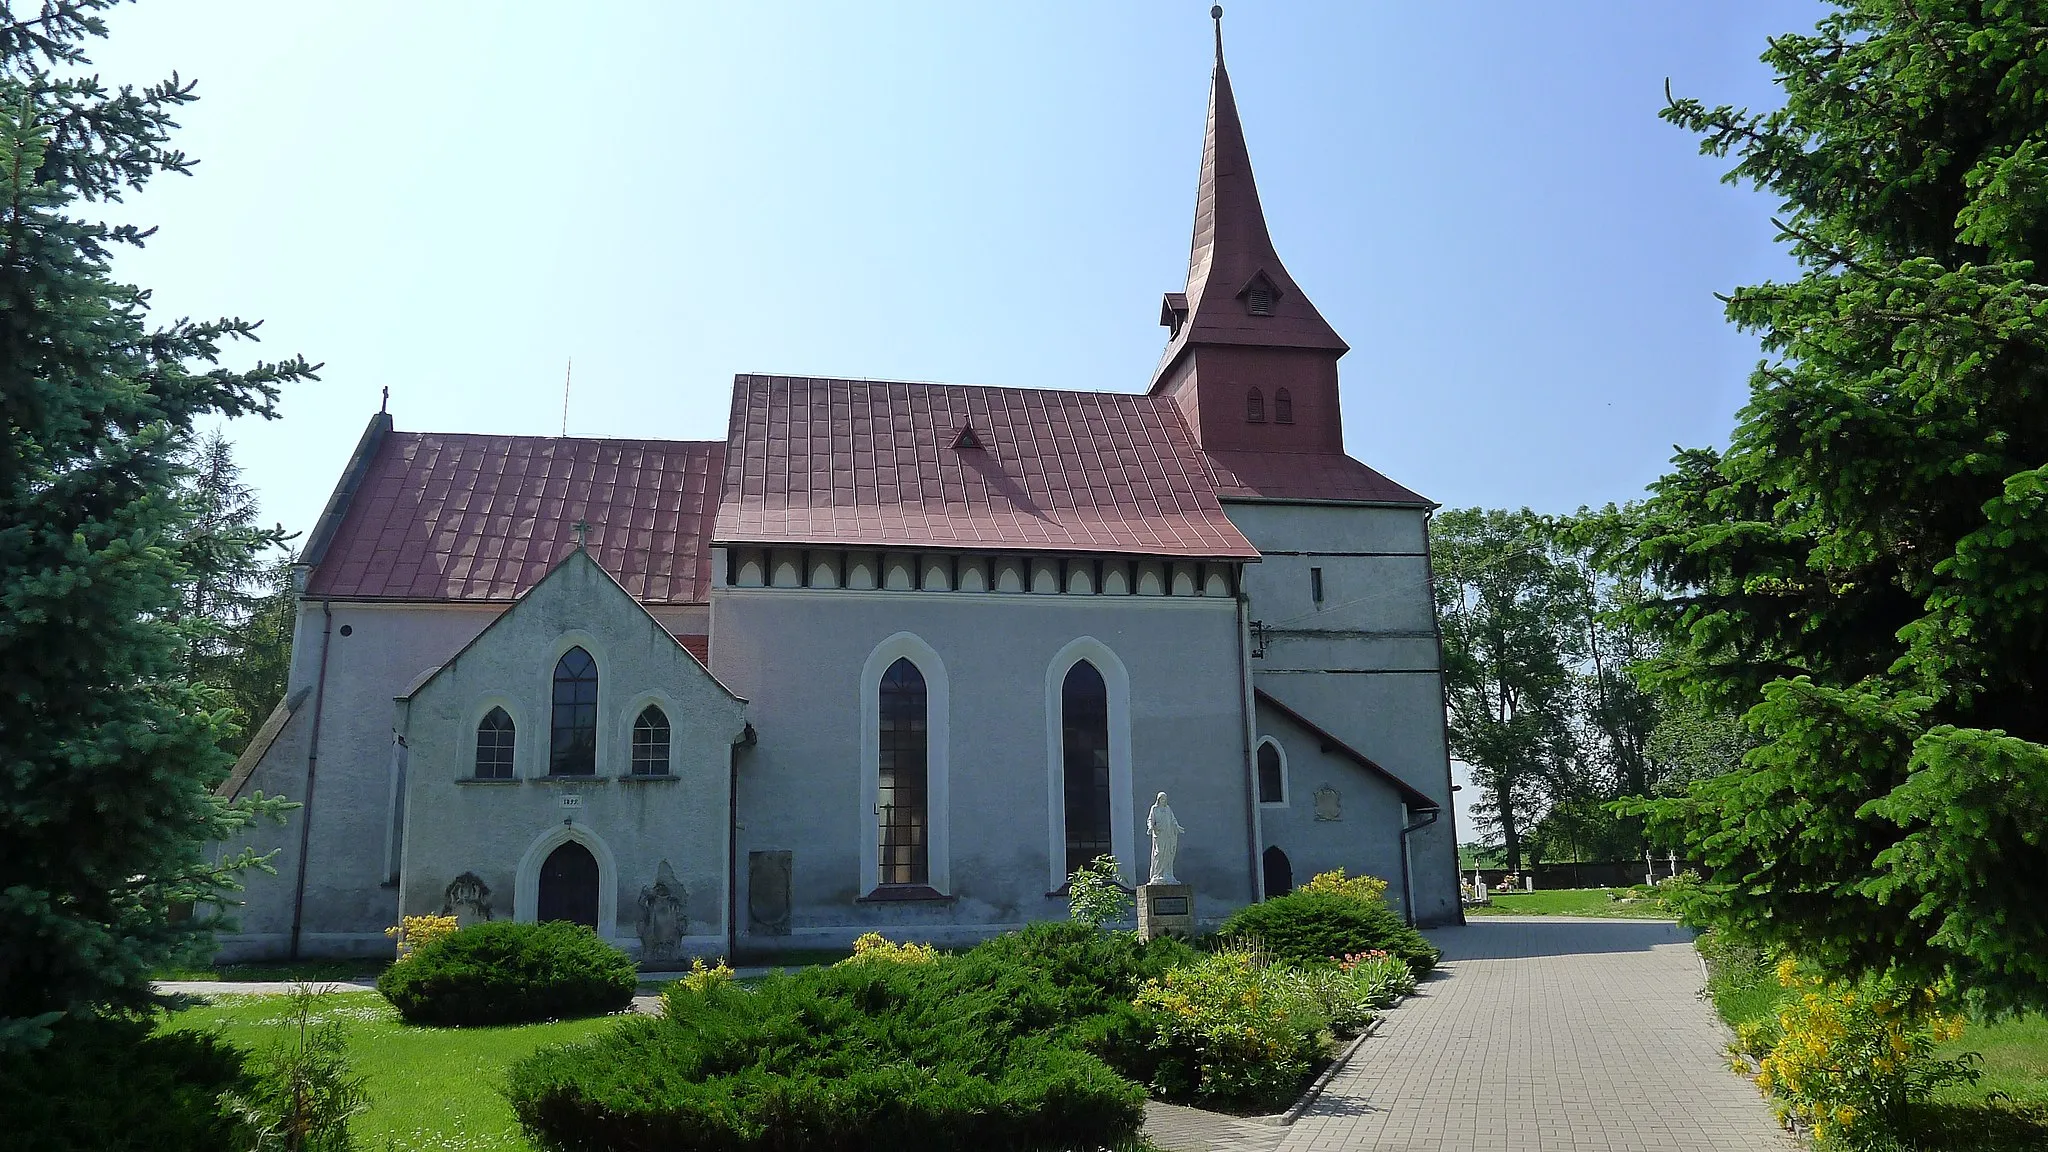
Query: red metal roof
[
  {"left": 304, "top": 430, "right": 722, "bottom": 603},
  {"left": 714, "top": 374, "right": 1260, "bottom": 559},
  {"left": 1150, "top": 31, "right": 1346, "bottom": 392},
  {"left": 1204, "top": 449, "right": 1431, "bottom": 506}
]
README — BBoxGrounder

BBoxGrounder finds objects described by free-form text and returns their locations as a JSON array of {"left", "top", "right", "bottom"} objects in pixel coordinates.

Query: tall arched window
[
  {"left": 1246, "top": 387, "right": 1266, "bottom": 423},
  {"left": 550, "top": 647, "right": 598, "bottom": 775},
  {"left": 877, "top": 658, "right": 929, "bottom": 885},
  {"left": 631, "top": 705, "right": 670, "bottom": 776},
  {"left": 1274, "top": 388, "right": 1294, "bottom": 424},
  {"left": 1257, "top": 740, "right": 1285, "bottom": 805},
  {"left": 475, "top": 707, "right": 515, "bottom": 779},
  {"left": 1062, "top": 660, "right": 1112, "bottom": 876}
]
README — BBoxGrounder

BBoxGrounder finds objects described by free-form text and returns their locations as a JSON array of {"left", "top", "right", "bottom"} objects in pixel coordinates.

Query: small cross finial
[
  {"left": 380, "top": 385, "right": 389, "bottom": 414},
  {"left": 572, "top": 520, "right": 591, "bottom": 549}
]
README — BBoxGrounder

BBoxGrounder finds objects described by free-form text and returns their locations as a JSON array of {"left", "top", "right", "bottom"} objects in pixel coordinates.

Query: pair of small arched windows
[
  {"left": 470, "top": 646, "right": 671, "bottom": 778},
  {"left": 1246, "top": 387, "right": 1293, "bottom": 425}
]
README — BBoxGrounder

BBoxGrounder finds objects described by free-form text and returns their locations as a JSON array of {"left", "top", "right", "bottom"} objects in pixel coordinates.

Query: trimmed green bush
[
  {"left": 377, "top": 920, "right": 636, "bottom": 1026},
  {"left": 1220, "top": 890, "right": 1440, "bottom": 976},
  {"left": 0, "top": 1019, "right": 252, "bottom": 1151},
  {"left": 513, "top": 954, "right": 1147, "bottom": 1151}
]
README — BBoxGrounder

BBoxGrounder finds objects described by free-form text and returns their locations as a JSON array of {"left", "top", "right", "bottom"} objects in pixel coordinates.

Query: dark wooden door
[
  {"left": 537, "top": 841, "right": 600, "bottom": 928},
  {"left": 1262, "top": 846, "right": 1293, "bottom": 899}
]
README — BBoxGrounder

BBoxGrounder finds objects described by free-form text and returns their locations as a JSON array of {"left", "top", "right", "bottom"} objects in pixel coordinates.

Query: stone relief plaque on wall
[
  {"left": 748, "top": 850, "right": 792, "bottom": 936},
  {"left": 635, "top": 859, "right": 687, "bottom": 963},
  {"left": 1313, "top": 784, "right": 1342, "bottom": 822},
  {"left": 440, "top": 872, "right": 493, "bottom": 924}
]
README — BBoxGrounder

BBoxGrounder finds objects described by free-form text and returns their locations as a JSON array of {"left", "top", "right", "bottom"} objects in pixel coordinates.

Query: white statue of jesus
[{"left": 1148, "top": 791, "right": 1185, "bottom": 884}]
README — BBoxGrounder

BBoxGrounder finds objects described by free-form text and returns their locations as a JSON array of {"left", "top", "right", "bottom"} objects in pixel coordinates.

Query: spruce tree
[
  {"left": 0, "top": 0, "right": 312, "bottom": 1049},
  {"left": 1609, "top": 0, "right": 2048, "bottom": 1012}
]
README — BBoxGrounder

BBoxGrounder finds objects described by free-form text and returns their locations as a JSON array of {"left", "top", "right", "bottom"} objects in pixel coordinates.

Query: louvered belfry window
[
  {"left": 1248, "top": 286, "right": 1274, "bottom": 315},
  {"left": 550, "top": 647, "right": 598, "bottom": 775},
  {"left": 475, "top": 707, "right": 515, "bottom": 779},
  {"left": 877, "top": 658, "right": 929, "bottom": 885},
  {"left": 1274, "top": 388, "right": 1294, "bottom": 424},
  {"left": 1246, "top": 387, "right": 1266, "bottom": 423}
]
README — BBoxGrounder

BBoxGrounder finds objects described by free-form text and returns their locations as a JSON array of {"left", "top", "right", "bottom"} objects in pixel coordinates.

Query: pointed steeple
[{"left": 1153, "top": 7, "right": 1346, "bottom": 394}]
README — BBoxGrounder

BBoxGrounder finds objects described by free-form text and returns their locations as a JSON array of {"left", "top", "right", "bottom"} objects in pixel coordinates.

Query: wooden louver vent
[{"left": 1247, "top": 286, "right": 1274, "bottom": 316}]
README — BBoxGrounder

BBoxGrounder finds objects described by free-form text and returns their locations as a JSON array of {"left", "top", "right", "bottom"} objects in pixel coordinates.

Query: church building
[{"left": 215, "top": 20, "right": 1462, "bottom": 962}]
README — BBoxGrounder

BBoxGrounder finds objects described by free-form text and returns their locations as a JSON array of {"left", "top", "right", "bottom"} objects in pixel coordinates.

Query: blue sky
[{"left": 92, "top": 2, "right": 1821, "bottom": 839}]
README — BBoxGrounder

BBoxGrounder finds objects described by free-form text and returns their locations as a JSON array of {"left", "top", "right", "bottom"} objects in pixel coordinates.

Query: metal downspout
[
  {"left": 288, "top": 600, "right": 334, "bottom": 961},
  {"left": 1235, "top": 581, "right": 1263, "bottom": 903},
  {"left": 1399, "top": 808, "right": 1439, "bottom": 927}
]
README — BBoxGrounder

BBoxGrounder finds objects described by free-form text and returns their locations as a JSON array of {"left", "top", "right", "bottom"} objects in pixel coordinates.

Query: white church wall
[
  {"left": 710, "top": 585, "right": 1257, "bottom": 951},
  {"left": 217, "top": 600, "right": 504, "bottom": 960},
  {"left": 1251, "top": 700, "right": 1411, "bottom": 915},
  {"left": 397, "top": 554, "right": 746, "bottom": 958},
  {"left": 1225, "top": 500, "right": 1463, "bottom": 926}
]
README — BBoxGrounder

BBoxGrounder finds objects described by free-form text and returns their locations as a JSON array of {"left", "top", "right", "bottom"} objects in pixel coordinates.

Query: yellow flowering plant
[
  {"left": 837, "top": 931, "right": 940, "bottom": 966},
  {"left": 1296, "top": 868, "right": 1390, "bottom": 907},
  {"left": 1131, "top": 948, "right": 1325, "bottom": 1109},
  {"left": 679, "top": 956, "right": 735, "bottom": 994},
  {"left": 383, "top": 914, "right": 458, "bottom": 962},
  {"left": 1728, "top": 958, "right": 1978, "bottom": 1149}
]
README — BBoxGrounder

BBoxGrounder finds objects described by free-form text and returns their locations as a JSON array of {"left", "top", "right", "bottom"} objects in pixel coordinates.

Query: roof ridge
[{"left": 732, "top": 372, "right": 1183, "bottom": 407}]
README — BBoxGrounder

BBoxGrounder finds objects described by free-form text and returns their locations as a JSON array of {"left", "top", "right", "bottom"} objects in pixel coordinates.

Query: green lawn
[
  {"left": 161, "top": 990, "right": 621, "bottom": 1151},
  {"left": 1465, "top": 887, "right": 1678, "bottom": 918},
  {"left": 153, "top": 958, "right": 389, "bottom": 983},
  {"left": 1698, "top": 932, "right": 2048, "bottom": 1150}
]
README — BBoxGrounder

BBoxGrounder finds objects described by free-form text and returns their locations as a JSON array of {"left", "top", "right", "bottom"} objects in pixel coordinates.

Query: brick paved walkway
[{"left": 1277, "top": 917, "right": 1793, "bottom": 1152}]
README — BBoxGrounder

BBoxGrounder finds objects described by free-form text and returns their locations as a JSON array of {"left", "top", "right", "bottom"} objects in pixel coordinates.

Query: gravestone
[{"left": 747, "top": 850, "right": 792, "bottom": 935}]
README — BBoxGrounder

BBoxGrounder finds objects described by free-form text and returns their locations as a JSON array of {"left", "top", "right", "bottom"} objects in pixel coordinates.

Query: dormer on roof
[
  {"left": 1237, "top": 270, "right": 1281, "bottom": 317},
  {"left": 951, "top": 423, "right": 983, "bottom": 450},
  {"left": 1160, "top": 291, "right": 1190, "bottom": 339}
]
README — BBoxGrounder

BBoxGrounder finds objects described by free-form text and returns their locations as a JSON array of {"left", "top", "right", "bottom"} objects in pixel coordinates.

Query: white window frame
[
  {"left": 1044, "top": 637, "right": 1134, "bottom": 891},
  {"left": 858, "top": 632, "right": 950, "bottom": 895},
  {"left": 1255, "top": 735, "right": 1290, "bottom": 808}
]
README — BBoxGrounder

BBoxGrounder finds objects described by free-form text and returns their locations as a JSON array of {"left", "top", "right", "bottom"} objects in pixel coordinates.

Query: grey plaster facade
[
  {"left": 1229, "top": 501, "right": 1463, "bottom": 926},
  {"left": 393, "top": 551, "right": 746, "bottom": 953}
]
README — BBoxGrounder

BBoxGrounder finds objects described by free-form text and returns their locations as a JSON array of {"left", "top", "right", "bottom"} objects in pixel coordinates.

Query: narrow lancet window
[
  {"left": 877, "top": 658, "right": 929, "bottom": 885},
  {"left": 550, "top": 647, "right": 598, "bottom": 775},
  {"left": 1062, "top": 660, "right": 1113, "bottom": 876},
  {"left": 475, "top": 707, "right": 514, "bottom": 779},
  {"left": 632, "top": 705, "right": 671, "bottom": 776},
  {"left": 1274, "top": 388, "right": 1293, "bottom": 424},
  {"left": 1247, "top": 387, "right": 1265, "bottom": 423},
  {"left": 1257, "top": 741, "right": 1284, "bottom": 804}
]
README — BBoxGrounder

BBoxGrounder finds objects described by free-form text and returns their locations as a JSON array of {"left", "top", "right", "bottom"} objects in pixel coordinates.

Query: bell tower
[{"left": 1150, "top": 7, "right": 1349, "bottom": 457}]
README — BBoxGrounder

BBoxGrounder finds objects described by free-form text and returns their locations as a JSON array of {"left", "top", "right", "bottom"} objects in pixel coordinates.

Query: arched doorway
[
  {"left": 1262, "top": 846, "right": 1293, "bottom": 899},
  {"left": 537, "top": 840, "right": 600, "bottom": 928}
]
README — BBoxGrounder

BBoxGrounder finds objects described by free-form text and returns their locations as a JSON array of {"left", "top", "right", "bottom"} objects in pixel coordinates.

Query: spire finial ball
[{"left": 1211, "top": 5, "right": 1222, "bottom": 19}]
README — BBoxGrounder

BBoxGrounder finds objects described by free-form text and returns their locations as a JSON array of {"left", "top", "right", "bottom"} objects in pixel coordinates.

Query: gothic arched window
[
  {"left": 1257, "top": 739, "right": 1285, "bottom": 805},
  {"left": 1246, "top": 387, "right": 1266, "bottom": 423},
  {"left": 1062, "top": 660, "right": 1113, "bottom": 876},
  {"left": 877, "top": 658, "right": 929, "bottom": 885},
  {"left": 1263, "top": 845, "right": 1293, "bottom": 898},
  {"left": 475, "top": 707, "right": 514, "bottom": 779},
  {"left": 549, "top": 647, "right": 598, "bottom": 776},
  {"left": 631, "top": 705, "right": 670, "bottom": 776},
  {"left": 1274, "top": 388, "right": 1294, "bottom": 424}
]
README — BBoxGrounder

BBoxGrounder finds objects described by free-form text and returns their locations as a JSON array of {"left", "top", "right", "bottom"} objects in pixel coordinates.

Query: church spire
[{"left": 1153, "top": 6, "right": 1346, "bottom": 393}]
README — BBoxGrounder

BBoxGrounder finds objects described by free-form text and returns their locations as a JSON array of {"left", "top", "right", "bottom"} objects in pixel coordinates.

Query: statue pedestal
[{"left": 1137, "top": 882, "right": 1195, "bottom": 941}]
